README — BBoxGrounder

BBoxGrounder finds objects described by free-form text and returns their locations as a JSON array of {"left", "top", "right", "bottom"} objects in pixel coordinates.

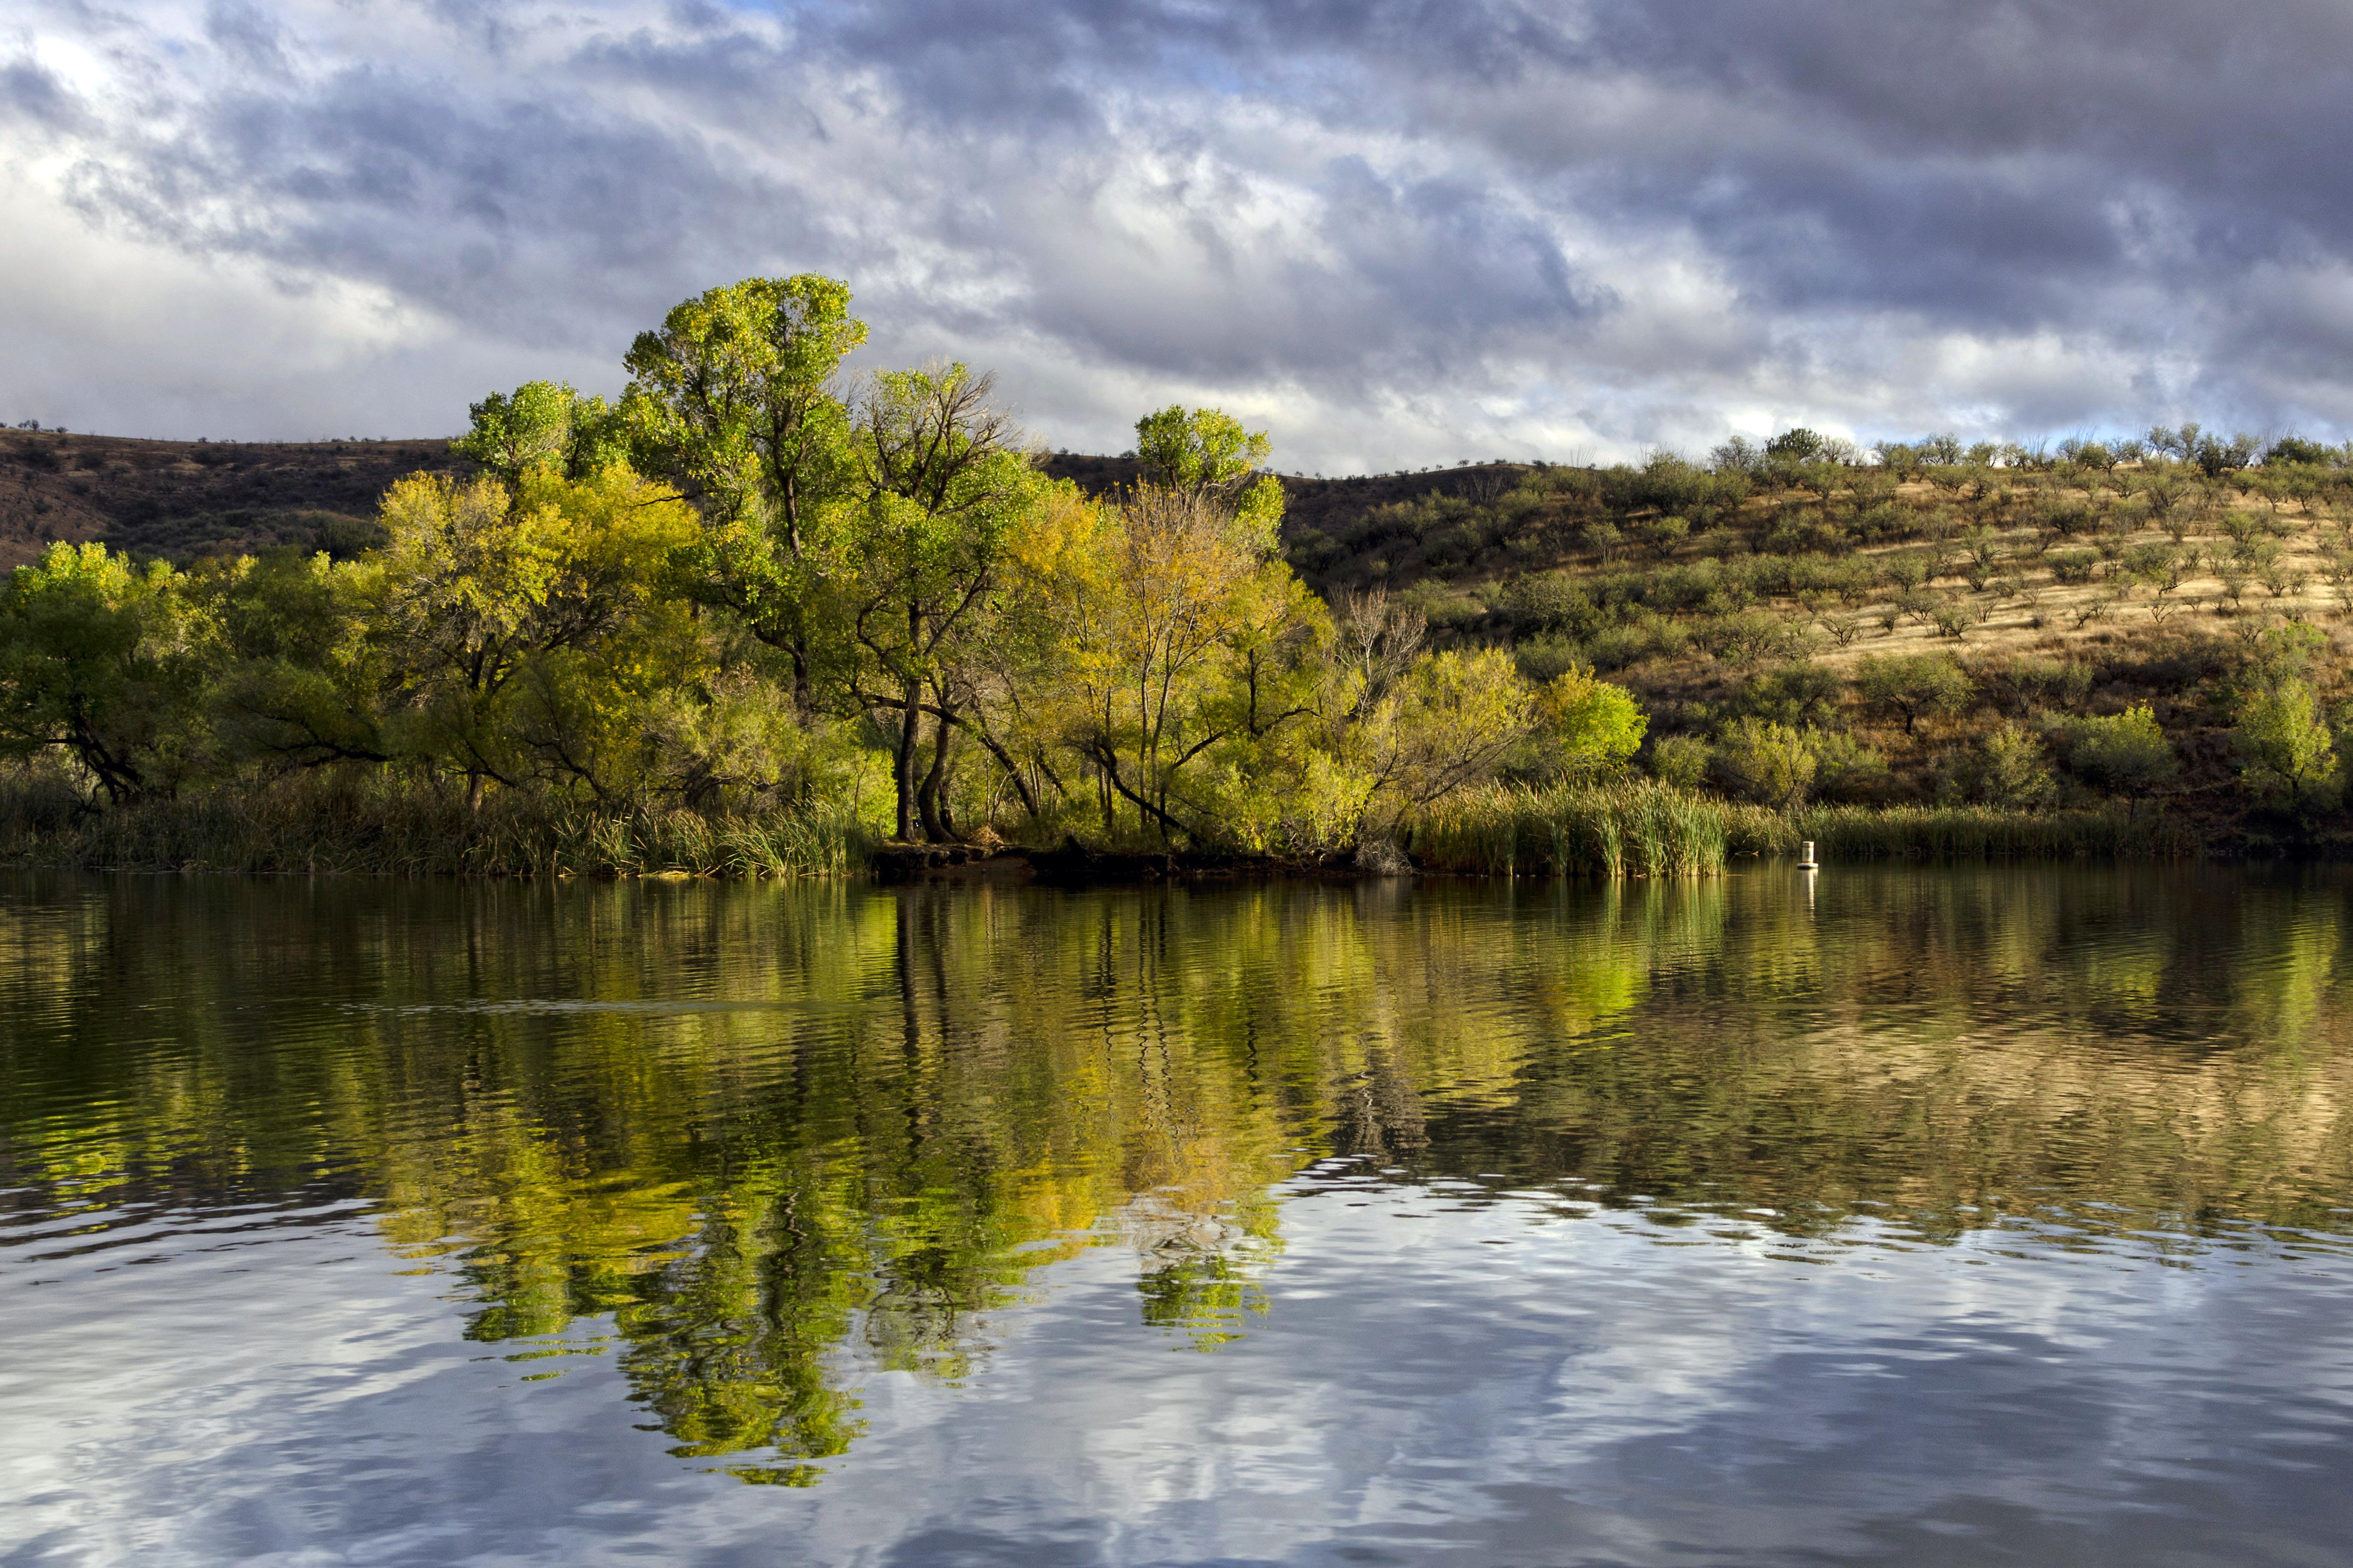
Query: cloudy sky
[{"left": 6, "top": 1, "right": 2352, "bottom": 470}]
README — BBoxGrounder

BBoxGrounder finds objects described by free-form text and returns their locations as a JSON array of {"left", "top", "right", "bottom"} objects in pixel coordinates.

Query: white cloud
[{"left": 5, "top": 0, "right": 2352, "bottom": 464}]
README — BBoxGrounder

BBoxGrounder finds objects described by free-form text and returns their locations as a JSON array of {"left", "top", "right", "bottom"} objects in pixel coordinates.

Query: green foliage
[
  {"left": 452, "top": 380, "right": 626, "bottom": 488},
  {"left": 2266, "top": 435, "right": 2340, "bottom": 467},
  {"left": 1953, "top": 722, "right": 2057, "bottom": 809},
  {"left": 1855, "top": 653, "right": 1972, "bottom": 735},
  {"left": 1734, "top": 661, "right": 1842, "bottom": 727},
  {"left": 1712, "top": 717, "right": 1818, "bottom": 808},
  {"left": 197, "top": 548, "right": 388, "bottom": 768},
  {"left": 2065, "top": 704, "right": 2179, "bottom": 792},
  {"left": 0, "top": 543, "right": 217, "bottom": 801},
  {"left": 1806, "top": 730, "right": 1890, "bottom": 803},
  {"left": 1134, "top": 405, "right": 1284, "bottom": 553},
  {"left": 1648, "top": 733, "right": 1712, "bottom": 790},
  {"left": 2236, "top": 678, "right": 2341, "bottom": 807},
  {"left": 1523, "top": 665, "right": 1646, "bottom": 781}
]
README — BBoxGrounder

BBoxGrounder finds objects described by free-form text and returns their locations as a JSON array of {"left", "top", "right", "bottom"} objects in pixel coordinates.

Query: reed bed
[
  {"left": 0, "top": 776, "right": 865, "bottom": 878},
  {"left": 1409, "top": 785, "right": 2190, "bottom": 878},
  {"left": 1786, "top": 802, "right": 2188, "bottom": 862},
  {"left": 1410, "top": 781, "right": 1733, "bottom": 878}
]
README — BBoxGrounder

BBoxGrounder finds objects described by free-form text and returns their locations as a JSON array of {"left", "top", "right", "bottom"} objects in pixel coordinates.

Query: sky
[{"left": 7, "top": 1, "right": 2353, "bottom": 471}]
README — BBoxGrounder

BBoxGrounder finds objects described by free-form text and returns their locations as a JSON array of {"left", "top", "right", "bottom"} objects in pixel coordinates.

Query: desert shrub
[
  {"left": 1496, "top": 572, "right": 1602, "bottom": 638},
  {"left": 1513, "top": 634, "right": 1587, "bottom": 683},
  {"left": 1713, "top": 717, "right": 1817, "bottom": 808},
  {"left": 1973, "top": 655, "right": 2093, "bottom": 716},
  {"left": 1855, "top": 653, "right": 1972, "bottom": 734},
  {"left": 2235, "top": 678, "right": 2341, "bottom": 806},
  {"left": 2064, "top": 704, "right": 2179, "bottom": 791},
  {"left": 1807, "top": 731, "right": 1891, "bottom": 804},
  {"left": 2048, "top": 550, "right": 2100, "bottom": 586},
  {"left": 1648, "top": 734, "right": 1712, "bottom": 790},
  {"left": 1585, "top": 614, "right": 1687, "bottom": 672},
  {"left": 1948, "top": 722, "right": 2057, "bottom": 808},
  {"left": 1702, "top": 608, "right": 1815, "bottom": 667},
  {"left": 1734, "top": 662, "right": 1843, "bottom": 728}
]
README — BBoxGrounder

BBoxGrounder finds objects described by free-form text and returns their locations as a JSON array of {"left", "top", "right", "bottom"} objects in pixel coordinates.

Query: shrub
[
  {"left": 1713, "top": 718, "right": 1818, "bottom": 808},
  {"left": 1855, "top": 653, "right": 1972, "bottom": 734},
  {"left": 1649, "top": 734, "right": 1711, "bottom": 790},
  {"left": 2065, "top": 704, "right": 2179, "bottom": 791},
  {"left": 2235, "top": 678, "right": 2340, "bottom": 806},
  {"left": 1703, "top": 608, "right": 1814, "bottom": 666},
  {"left": 1513, "top": 634, "right": 1587, "bottom": 683},
  {"left": 1734, "top": 662, "right": 1843, "bottom": 727},
  {"left": 1960, "top": 722, "right": 2057, "bottom": 808},
  {"left": 1807, "top": 731, "right": 1890, "bottom": 804},
  {"left": 2048, "top": 550, "right": 2099, "bottom": 586},
  {"left": 1523, "top": 667, "right": 1648, "bottom": 781}
]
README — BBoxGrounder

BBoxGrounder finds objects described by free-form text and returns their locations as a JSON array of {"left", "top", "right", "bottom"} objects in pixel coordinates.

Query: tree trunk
[
  {"left": 918, "top": 701, "right": 956, "bottom": 843},
  {"left": 790, "top": 636, "right": 814, "bottom": 724},
  {"left": 893, "top": 679, "right": 922, "bottom": 841}
]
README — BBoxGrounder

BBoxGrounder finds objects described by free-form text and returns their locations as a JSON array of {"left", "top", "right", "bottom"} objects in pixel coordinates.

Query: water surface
[{"left": 4, "top": 868, "right": 2352, "bottom": 1565}]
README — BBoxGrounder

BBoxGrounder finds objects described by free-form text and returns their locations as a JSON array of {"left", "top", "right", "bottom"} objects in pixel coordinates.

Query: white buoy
[{"left": 1797, "top": 839, "right": 1819, "bottom": 870}]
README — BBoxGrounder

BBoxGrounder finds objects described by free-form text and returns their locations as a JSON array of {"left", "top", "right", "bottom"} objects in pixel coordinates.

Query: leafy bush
[
  {"left": 1855, "top": 653, "right": 1972, "bottom": 734},
  {"left": 1952, "top": 722, "right": 2056, "bottom": 809},
  {"left": 2065, "top": 704, "right": 2179, "bottom": 791},
  {"left": 1648, "top": 734, "right": 1711, "bottom": 790},
  {"left": 1522, "top": 667, "right": 1648, "bottom": 781},
  {"left": 1734, "top": 661, "right": 1843, "bottom": 728},
  {"left": 2235, "top": 679, "right": 2340, "bottom": 806},
  {"left": 1807, "top": 730, "right": 1890, "bottom": 804},
  {"left": 1713, "top": 718, "right": 1817, "bottom": 808}
]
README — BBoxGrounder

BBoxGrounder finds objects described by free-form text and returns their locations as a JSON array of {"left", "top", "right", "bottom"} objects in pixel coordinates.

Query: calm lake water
[{"left": 4, "top": 868, "right": 2352, "bottom": 1566}]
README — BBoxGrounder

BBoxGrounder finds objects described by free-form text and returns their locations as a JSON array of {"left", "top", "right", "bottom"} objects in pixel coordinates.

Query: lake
[{"left": 4, "top": 867, "right": 2351, "bottom": 1566}]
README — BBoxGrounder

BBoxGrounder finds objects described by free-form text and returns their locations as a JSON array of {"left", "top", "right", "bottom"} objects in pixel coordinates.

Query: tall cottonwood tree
[
  {"left": 829, "top": 364, "right": 1045, "bottom": 842},
  {"left": 622, "top": 276, "right": 867, "bottom": 716}
]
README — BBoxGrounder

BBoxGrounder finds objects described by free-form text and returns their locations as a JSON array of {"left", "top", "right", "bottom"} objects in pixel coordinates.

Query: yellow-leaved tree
[{"left": 373, "top": 467, "right": 773, "bottom": 809}]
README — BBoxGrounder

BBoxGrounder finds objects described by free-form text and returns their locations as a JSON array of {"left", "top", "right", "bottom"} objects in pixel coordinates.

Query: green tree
[
  {"left": 2066, "top": 704, "right": 2178, "bottom": 791},
  {"left": 1356, "top": 647, "right": 1533, "bottom": 821},
  {"left": 2237, "top": 679, "right": 2340, "bottom": 806},
  {"left": 1966, "top": 722, "right": 2056, "bottom": 808},
  {"left": 1713, "top": 717, "right": 1817, "bottom": 808},
  {"left": 830, "top": 364, "right": 1044, "bottom": 842},
  {"left": 197, "top": 549, "right": 389, "bottom": 768},
  {"left": 452, "top": 380, "right": 627, "bottom": 489},
  {"left": 1133, "top": 405, "right": 1285, "bottom": 550},
  {"left": 622, "top": 275, "right": 868, "bottom": 715},
  {"left": 0, "top": 543, "right": 216, "bottom": 801},
  {"left": 373, "top": 469, "right": 699, "bottom": 807},
  {"left": 1525, "top": 665, "right": 1647, "bottom": 781},
  {"left": 1855, "top": 653, "right": 1972, "bottom": 735}
]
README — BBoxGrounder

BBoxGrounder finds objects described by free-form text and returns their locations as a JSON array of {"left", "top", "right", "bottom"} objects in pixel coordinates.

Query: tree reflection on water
[{"left": 4, "top": 867, "right": 2351, "bottom": 1480}]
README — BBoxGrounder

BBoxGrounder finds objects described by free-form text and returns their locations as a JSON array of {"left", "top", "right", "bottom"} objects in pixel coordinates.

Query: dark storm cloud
[{"left": 11, "top": 0, "right": 2353, "bottom": 454}]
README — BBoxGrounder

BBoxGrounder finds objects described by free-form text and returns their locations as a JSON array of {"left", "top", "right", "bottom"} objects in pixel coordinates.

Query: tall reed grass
[
  {"left": 1410, "top": 781, "right": 1733, "bottom": 877},
  {"left": 1409, "top": 785, "right": 2188, "bottom": 878},
  {"left": 0, "top": 774, "right": 865, "bottom": 878},
  {"left": 1782, "top": 802, "right": 2187, "bottom": 862}
]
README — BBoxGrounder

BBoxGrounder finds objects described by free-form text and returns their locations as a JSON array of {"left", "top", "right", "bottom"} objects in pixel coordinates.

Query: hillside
[
  {"left": 0, "top": 432, "right": 472, "bottom": 569},
  {"left": 0, "top": 432, "right": 1515, "bottom": 575}
]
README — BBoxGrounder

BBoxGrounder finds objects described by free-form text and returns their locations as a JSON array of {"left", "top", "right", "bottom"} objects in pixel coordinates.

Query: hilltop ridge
[{"left": 0, "top": 428, "right": 1547, "bottom": 581}]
